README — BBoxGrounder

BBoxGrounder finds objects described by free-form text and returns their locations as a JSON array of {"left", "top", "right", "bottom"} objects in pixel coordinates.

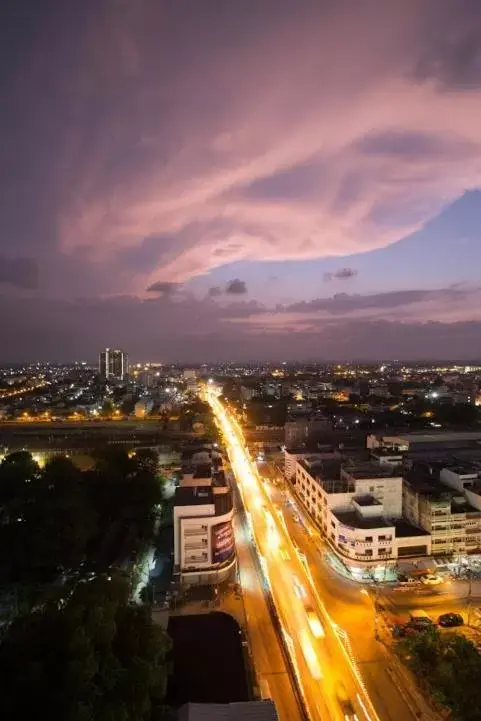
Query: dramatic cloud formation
[
  {"left": 1, "top": 284, "right": 480, "bottom": 362},
  {"left": 5, "top": 0, "right": 475, "bottom": 294},
  {"left": 0, "top": 257, "right": 38, "bottom": 289},
  {"left": 323, "top": 268, "right": 358, "bottom": 282},
  {"left": 1, "top": 1, "right": 481, "bottom": 360}
]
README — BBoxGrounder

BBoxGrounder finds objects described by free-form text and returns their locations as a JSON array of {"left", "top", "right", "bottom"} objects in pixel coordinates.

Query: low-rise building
[
  {"left": 284, "top": 414, "right": 331, "bottom": 448},
  {"left": 284, "top": 447, "right": 341, "bottom": 482},
  {"left": 294, "top": 458, "right": 429, "bottom": 564},
  {"left": 403, "top": 464, "right": 481, "bottom": 555},
  {"left": 173, "top": 485, "right": 235, "bottom": 586}
]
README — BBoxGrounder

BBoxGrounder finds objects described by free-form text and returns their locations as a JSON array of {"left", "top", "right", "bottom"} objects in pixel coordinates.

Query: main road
[{"left": 207, "top": 387, "right": 394, "bottom": 721}]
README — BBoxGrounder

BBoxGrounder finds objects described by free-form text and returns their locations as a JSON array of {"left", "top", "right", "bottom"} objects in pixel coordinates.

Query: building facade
[
  {"left": 99, "top": 348, "right": 128, "bottom": 381},
  {"left": 294, "top": 458, "right": 430, "bottom": 564},
  {"left": 403, "top": 464, "right": 481, "bottom": 555}
]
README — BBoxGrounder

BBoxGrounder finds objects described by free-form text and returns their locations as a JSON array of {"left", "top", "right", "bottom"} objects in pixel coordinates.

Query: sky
[{"left": 2, "top": 0, "right": 481, "bottom": 362}]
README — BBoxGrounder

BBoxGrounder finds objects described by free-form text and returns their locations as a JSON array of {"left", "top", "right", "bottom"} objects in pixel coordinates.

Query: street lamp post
[{"left": 467, "top": 569, "right": 473, "bottom": 626}]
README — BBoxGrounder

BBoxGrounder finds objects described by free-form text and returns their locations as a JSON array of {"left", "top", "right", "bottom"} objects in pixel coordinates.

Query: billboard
[{"left": 211, "top": 521, "right": 235, "bottom": 564}]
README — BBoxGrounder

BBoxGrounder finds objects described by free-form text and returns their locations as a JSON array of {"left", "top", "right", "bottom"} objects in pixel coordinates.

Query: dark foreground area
[{"left": 166, "top": 612, "right": 249, "bottom": 707}]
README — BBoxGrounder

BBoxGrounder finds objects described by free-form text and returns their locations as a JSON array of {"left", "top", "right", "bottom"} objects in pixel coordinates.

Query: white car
[
  {"left": 420, "top": 574, "right": 444, "bottom": 586},
  {"left": 306, "top": 608, "right": 325, "bottom": 638},
  {"left": 292, "top": 575, "right": 306, "bottom": 598}
]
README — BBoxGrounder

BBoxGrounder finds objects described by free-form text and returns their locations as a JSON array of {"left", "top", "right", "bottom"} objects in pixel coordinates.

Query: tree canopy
[
  {"left": 399, "top": 627, "right": 481, "bottom": 720},
  {"left": 0, "top": 574, "right": 172, "bottom": 721},
  {"left": 0, "top": 449, "right": 162, "bottom": 589}
]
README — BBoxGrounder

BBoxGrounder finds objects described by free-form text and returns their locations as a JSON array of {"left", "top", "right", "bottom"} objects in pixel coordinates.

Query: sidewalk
[{"left": 375, "top": 609, "right": 443, "bottom": 721}]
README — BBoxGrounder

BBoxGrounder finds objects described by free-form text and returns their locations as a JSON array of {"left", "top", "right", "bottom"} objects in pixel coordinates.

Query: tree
[
  {"left": 135, "top": 449, "right": 160, "bottom": 477},
  {"left": 0, "top": 451, "right": 39, "bottom": 521},
  {"left": 0, "top": 574, "right": 172, "bottom": 721},
  {"left": 399, "top": 627, "right": 481, "bottom": 720}
]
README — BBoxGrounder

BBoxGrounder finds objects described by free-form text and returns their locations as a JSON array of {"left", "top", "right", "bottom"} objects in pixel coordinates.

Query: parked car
[
  {"left": 420, "top": 574, "right": 444, "bottom": 586},
  {"left": 408, "top": 609, "right": 434, "bottom": 629},
  {"left": 438, "top": 613, "right": 464, "bottom": 628}
]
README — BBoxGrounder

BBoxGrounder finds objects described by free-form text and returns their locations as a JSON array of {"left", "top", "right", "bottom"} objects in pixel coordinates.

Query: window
[
  {"left": 379, "top": 535, "right": 386, "bottom": 541},
  {"left": 331, "top": 520, "right": 335, "bottom": 528},
  {"left": 364, "top": 549, "right": 373, "bottom": 556},
  {"left": 369, "top": 486, "right": 375, "bottom": 493},
  {"left": 365, "top": 536, "right": 373, "bottom": 543}
]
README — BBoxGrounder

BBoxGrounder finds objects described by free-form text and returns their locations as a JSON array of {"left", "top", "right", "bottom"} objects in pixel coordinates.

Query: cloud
[
  {"left": 146, "top": 281, "right": 181, "bottom": 295},
  {"left": 225, "top": 278, "right": 248, "bottom": 295},
  {"left": 1, "top": 290, "right": 481, "bottom": 362},
  {"left": 0, "top": 257, "right": 38, "bottom": 289},
  {"left": 228, "top": 285, "right": 481, "bottom": 334},
  {"left": 41, "top": 0, "right": 481, "bottom": 293},
  {"left": 208, "top": 286, "right": 222, "bottom": 297},
  {"left": 323, "top": 267, "right": 358, "bottom": 282}
]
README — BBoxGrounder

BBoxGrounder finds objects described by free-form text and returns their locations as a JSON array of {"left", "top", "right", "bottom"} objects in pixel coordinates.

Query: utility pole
[{"left": 467, "top": 569, "right": 473, "bottom": 626}]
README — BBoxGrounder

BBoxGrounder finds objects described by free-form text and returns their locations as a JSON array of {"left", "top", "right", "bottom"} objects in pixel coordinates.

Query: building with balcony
[
  {"left": 294, "top": 457, "right": 430, "bottom": 564},
  {"left": 403, "top": 463, "right": 481, "bottom": 555}
]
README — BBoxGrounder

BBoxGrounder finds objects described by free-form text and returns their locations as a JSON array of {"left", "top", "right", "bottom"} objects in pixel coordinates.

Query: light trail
[{"left": 206, "top": 388, "right": 382, "bottom": 721}]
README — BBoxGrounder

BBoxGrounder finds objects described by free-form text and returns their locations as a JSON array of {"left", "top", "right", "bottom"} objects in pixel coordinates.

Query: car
[
  {"left": 408, "top": 610, "right": 434, "bottom": 630},
  {"left": 305, "top": 607, "right": 325, "bottom": 638},
  {"left": 397, "top": 575, "right": 418, "bottom": 585},
  {"left": 438, "top": 613, "right": 464, "bottom": 628},
  {"left": 421, "top": 574, "right": 444, "bottom": 585},
  {"left": 279, "top": 546, "right": 290, "bottom": 561},
  {"left": 292, "top": 575, "right": 306, "bottom": 599},
  {"left": 335, "top": 682, "right": 359, "bottom": 721}
]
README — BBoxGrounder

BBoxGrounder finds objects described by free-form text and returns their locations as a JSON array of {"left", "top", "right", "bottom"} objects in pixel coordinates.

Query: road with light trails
[
  {"left": 207, "top": 388, "right": 382, "bottom": 721},
  {"left": 261, "top": 474, "right": 426, "bottom": 721},
  {"left": 231, "top": 486, "right": 304, "bottom": 721}
]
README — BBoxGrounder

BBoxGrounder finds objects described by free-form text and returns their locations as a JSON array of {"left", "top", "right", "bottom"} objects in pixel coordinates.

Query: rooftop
[
  {"left": 334, "top": 510, "right": 391, "bottom": 530},
  {"left": 393, "top": 520, "right": 430, "bottom": 538},
  {"left": 353, "top": 494, "right": 381, "bottom": 507},
  {"left": 193, "top": 464, "right": 213, "bottom": 479},
  {"left": 342, "top": 461, "right": 401, "bottom": 480},
  {"left": 214, "top": 492, "right": 233, "bottom": 516},
  {"left": 174, "top": 486, "right": 214, "bottom": 507},
  {"left": 385, "top": 431, "right": 481, "bottom": 445}
]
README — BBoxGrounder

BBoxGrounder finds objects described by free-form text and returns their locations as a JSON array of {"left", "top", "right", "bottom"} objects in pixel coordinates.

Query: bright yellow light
[
  {"left": 299, "top": 630, "right": 323, "bottom": 679},
  {"left": 306, "top": 609, "right": 325, "bottom": 639}
]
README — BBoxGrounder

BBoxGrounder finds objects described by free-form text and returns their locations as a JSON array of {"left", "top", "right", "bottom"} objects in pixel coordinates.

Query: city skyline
[{"left": 2, "top": 1, "right": 481, "bottom": 360}]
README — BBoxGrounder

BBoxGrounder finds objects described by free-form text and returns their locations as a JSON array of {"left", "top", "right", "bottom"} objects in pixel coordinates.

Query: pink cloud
[{"left": 55, "top": 1, "right": 481, "bottom": 291}]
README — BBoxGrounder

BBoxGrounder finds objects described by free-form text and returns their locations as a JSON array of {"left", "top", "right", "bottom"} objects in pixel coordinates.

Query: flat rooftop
[
  {"left": 342, "top": 461, "right": 401, "bottom": 479},
  {"left": 393, "top": 520, "right": 430, "bottom": 538},
  {"left": 334, "top": 510, "right": 391, "bottom": 530},
  {"left": 353, "top": 494, "right": 381, "bottom": 507},
  {"left": 174, "top": 486, "right": 213, "bottom": 507},
  {"left": 193, "top": 464, "right": 212, "bottom": 479},
  {"left": 385, "top": 431, "right": 481, "bottom": 445}
]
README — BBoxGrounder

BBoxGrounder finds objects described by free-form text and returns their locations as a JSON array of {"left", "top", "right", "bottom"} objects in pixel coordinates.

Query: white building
[
  {"left": 294, "top": 458, "right": 430, "bottom": 564},
  {"left": 173, "top": 485, "right": 235, "bottom": 586},
  {"left": 183, "top": 369, "right": 198, "bottom": 380},
  {"left": 284, "top": 448, "right": 341, "bottom": 482}
]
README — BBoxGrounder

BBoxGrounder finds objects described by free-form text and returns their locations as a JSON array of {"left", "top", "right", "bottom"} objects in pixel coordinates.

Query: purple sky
[{"left": 2, "top": 0, "right": 481, "bottom": 361}]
